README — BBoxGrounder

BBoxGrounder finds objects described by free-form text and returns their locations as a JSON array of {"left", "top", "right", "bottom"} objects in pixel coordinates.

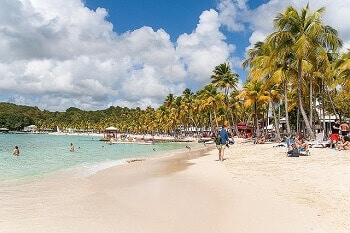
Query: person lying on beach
[{"left": 337, "top": 136, "right": 350, "bottom": 151}]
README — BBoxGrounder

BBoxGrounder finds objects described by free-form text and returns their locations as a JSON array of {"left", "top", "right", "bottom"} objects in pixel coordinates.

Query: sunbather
[
  {"left": 294, "top": 132, "right": 309, "bottom": 152},
  {"left": 337, "top": 136, "right": 350, "bottom": 151}
]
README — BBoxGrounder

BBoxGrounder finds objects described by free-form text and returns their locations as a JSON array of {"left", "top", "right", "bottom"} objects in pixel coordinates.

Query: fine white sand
[{"left": 0, "top": 140, "right": 349, "bottom": 233}]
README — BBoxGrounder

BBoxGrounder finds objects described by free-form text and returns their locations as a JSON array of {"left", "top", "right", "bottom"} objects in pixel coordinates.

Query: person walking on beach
[
  {"left": 13, "top": 146, "right": 19, "bottom": 156},
  {"left": 217, "top": 125, "right": 229, "bottom": 162},
  {"left": 70, "top": 143, "right": 74, "bottom": 152},
  {"left": 330, "top": 119, "right": 340, "bottom": 149}
]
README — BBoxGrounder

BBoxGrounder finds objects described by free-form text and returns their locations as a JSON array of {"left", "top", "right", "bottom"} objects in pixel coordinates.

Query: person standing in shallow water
[
  {"left": 70, "top": 143, "right": 74, "bottom": 152},
  {"left": 13, "top": 146, "right": 19, "bottom": 156},
  {"left": 217, "top": 125, "right": 229, "bottom": 162}
]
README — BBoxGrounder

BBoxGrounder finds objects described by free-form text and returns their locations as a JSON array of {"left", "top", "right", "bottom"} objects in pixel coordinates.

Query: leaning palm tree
[{"left": 269, "top": 4, "right": 343, "bottom": 138}]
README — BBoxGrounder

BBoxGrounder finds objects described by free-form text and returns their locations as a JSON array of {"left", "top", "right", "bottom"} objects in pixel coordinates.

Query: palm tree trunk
[
  {"left": 272, "top": 105, "right": 281, "bottom": 141},
  {"left": 321, "top": 81, "right": 327, "bottom": 138},
  {"left": 255, "top": 102, "right": 260, "bottom": 137},
  {"left": 309, "top": 75, "right": 314, "bottom": 138},
  {"left": 283, "top": 81, "right": 291, "bottom": 135},
  {"left": 326, "top": 87, "right": 339, "bottom": 119},
  {"left": 297, "top": 59, "right": 314, "bottom": 138}
]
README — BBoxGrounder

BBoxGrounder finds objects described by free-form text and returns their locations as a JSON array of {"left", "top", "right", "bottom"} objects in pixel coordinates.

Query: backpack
[{"left": 215, "top": 134, "right": 221, "bottom": 145}]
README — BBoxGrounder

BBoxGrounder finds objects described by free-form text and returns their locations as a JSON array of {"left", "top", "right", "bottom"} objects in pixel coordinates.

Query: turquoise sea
[{"left": 0, "top": 133, "right": 188, "bottom": 182}]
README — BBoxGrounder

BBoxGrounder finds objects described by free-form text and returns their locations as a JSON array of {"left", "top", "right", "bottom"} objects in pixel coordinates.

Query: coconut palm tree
[
  {"left": 211, "top": 62, "right": 239, "bottom": 128},
  {"left": 197, "top": 84, "right": 225, "bottom": 130},
  {"left": 237, "top": 79, "right": 271, "bottom": 137},
  {"left": 211, "top": 63, "right": 239, "bottom": 101},
  {"left": 243, "top": 41, "right": 294, "bottom": 136},
  {"left": 269, "top": 4, "right": 342, "bottom": 138}
]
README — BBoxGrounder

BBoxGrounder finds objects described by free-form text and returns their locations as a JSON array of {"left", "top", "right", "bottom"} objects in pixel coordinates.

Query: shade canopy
[{"left": 105, "top": 126, "right": 118, "bottom": 131}]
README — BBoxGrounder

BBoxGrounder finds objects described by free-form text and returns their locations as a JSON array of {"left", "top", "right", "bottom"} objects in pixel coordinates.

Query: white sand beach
[{"left": 0, "top": 139, "right": 349, "bottom": 233}]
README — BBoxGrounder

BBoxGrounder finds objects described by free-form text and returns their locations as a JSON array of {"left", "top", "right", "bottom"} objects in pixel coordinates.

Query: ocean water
[{"left": 0, "top": 133, "right": 188, "bottom": 182}]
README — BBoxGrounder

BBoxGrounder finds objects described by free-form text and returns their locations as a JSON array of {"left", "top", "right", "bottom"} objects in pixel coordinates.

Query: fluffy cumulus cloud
[
  {"left": 244, "top": 0, "right": 350, "bottom": 51},
  {"left": 176, "top": 9, "right": 235, "bottom": 84},
  {"left": 0, "top": 0, "right": 234, "bottom": 111},
  {"left": 1, "top": 0, "right": 350, "bottom": 111}
]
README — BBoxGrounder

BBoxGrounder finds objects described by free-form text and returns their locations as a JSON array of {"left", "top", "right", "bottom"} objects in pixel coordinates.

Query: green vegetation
[{"left": 1, "top": 4, "right": 349, "bottom": 140}]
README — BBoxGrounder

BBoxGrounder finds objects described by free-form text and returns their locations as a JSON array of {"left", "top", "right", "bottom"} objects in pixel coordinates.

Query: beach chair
[
  {"left": 285, "top": 137, "right": 294, "bottom": 151},
  {"left": 308, "top": 133, "right": 330, "bottom": 148}
]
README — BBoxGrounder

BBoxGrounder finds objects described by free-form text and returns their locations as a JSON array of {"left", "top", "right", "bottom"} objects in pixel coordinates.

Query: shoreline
[{"left": 0, "top": 139, "right": 349, "bottom": 232}]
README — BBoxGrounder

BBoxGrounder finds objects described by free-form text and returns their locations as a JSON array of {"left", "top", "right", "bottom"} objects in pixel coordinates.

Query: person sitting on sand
[
  {"left": 294, "top": 132, "right": 309, "bottom": 152},
  {"left": 13, "top": 146, "right": 19, "bottom": 156},
  {"left": 337, "top": 136, "right": 350, "bottom": 151},
  {"left": 257, "top": 135, "right": 265, "bottom": 144}
]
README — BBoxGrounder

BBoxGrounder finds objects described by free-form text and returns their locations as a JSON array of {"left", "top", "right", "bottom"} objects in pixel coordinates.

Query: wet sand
[{"left": 0, "top": 140, "right": 349, "bottom": 232}]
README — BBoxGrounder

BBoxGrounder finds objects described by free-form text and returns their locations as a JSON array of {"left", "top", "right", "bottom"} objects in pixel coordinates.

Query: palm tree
[
  {"left": 243, "top": 40, "right": 296, "bottom": 136},
  {"left": 181, "top": 88, "right": 196, "bottom": 134},
  {"left": 270, "top": 4, "right": 343, "bottom": 138},
  {"left": 211, "top": 62, "right": 239, "bottom": 127},
  {"left": 237, "top": 79, "right": 271, "bottom": 137},
  {"left": 197, "top": 84, "right": 225, "bottom": 130},
  {"left": 334, "top": 50, "right": 350, "bottom": 87}
]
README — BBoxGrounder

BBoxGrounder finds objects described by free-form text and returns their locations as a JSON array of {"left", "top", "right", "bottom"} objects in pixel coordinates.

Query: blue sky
[
  {"left": 84, "top": 0, "right": 269, "bottom": 73},
  {"left": 0, "top": 0, "right": 349, "bottom": 111}
]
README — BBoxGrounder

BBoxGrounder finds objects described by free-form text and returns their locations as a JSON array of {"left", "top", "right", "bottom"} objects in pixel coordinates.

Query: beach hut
[
  {"left": 237, "top": 122, "right": 254, "bottom": 137},
  {"left": 104, "top": 126, "right": 118, "bottom": 140}
]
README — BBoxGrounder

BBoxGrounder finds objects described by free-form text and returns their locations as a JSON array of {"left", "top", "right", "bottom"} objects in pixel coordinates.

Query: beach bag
[
  {"left": 287, "top": 148, "right": 299, "bottom": 157},
  {"left": 215, "top": 134, "right": 221, "bottom": 145}
]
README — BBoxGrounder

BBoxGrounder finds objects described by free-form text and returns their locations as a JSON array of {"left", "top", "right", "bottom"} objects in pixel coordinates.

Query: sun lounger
[{"left": 308, "top": 133, "right": 330, "bottom": 148}]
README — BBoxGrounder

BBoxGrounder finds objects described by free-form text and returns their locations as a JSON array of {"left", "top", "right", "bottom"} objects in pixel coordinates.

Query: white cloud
[
  {"left": 245, "top": 0, "right": 350, "bottom": 53},
  {"left": 217, "top": 0, "right": 246, "bottom": 32},
  {"left": 177, "top": 9, "right": 235, "bottom": 84},
  {"left": 1, "top": 0, "right": 350, "bottom": 111}
]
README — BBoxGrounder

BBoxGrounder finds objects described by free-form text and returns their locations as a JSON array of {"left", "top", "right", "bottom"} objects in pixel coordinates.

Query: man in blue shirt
[{"left": 218, "top": 125, "right": 229, "bottom": 161}]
